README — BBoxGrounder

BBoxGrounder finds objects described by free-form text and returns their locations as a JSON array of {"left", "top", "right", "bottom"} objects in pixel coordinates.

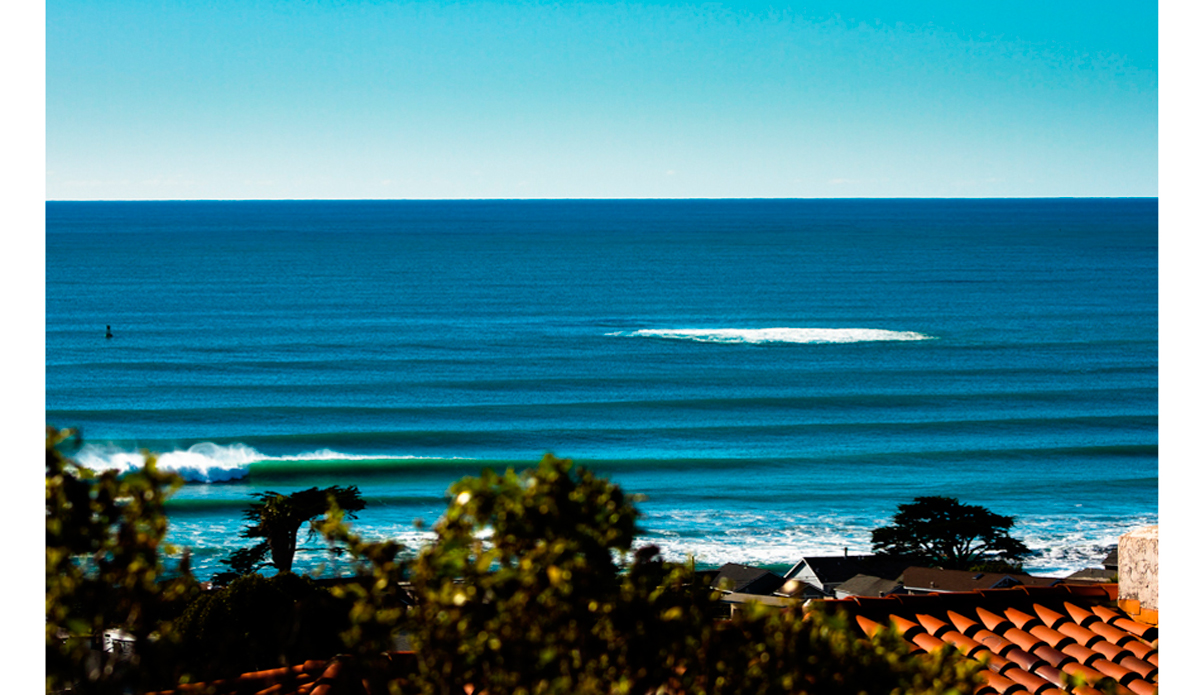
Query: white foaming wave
[
  {"left": 76, "top": 442, "right": 260, "bottom": 483},
  {"left": 638, "top": 509, "right": 1157, "bottom": 577},
  {"left": 610, "top": 328, "right": 934, "bottom": 344},
  {"left": 73, "top": 443, "right": 474, "bottom": 484}
]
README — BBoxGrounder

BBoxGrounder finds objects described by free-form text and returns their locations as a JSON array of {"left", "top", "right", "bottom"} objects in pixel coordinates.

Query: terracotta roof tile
[
  {"left": 1063, "top": 602, "right": 1101, "bottom": 627},
  {"left": 1003, "top": 648, "right": 1047, "bottom": 674},
  {"left": 1032, "top": 604, "right": 1069, "bottom": 630},
  {"left": 1027, "top": 625, "right": 1073, "bottom": 651},
  {"left": 979, "top": 669, "right": 1023, "bottom": 695},
  {"left": 975, "top": 630, "right": 1017, "bottom": 657},
  {"left": 1088, "top": 620, "right": 1139, "bottom": 647},
  {"left": 1113, "top": 617, "right": 1157, "bottom": 641},
  {"left": 1004, "top": 608, "right": 1040, "bottom": 631},
  {"left": 1003, "top": 665, "right": 1061, "bottom": 694},
  {"left": 948, "top": 610, "right": 983, "bottom": 636},
  {"left": 1058, "top": 622, "right": 1106, "bottom": 648},
  {"left": 888, "top": 614, "right": 924, "bottom": 640},
  {"left": 818, "top": 583, "right": 1157, "bottom": 695},
  {"left": 944, "top": 631, "right": 989, "bottom": 659},
  {"left": 978, "top": 607, "right": 1016, "bottom": 633},
  {"left": 915, "top": 613, "right": 952, "bottom": 637},
  {"left": 1092, "top": 604, "right": 1122, "bottom": 623},
  {"left": 1030, "top": 644, "right": 1071, "bottom": 671}
]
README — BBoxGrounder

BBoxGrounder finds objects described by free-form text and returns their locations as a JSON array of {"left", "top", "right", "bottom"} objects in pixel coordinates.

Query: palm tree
[{"left": 220, "top": 486, "right": 367, "bottom": 580}]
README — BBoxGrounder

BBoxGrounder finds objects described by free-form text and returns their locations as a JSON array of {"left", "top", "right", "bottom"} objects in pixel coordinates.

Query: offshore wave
[
  {"left": 611, "top": 327, "right": 935, "bottom": 344},
  {"left": 74, "top": 442, "right": 473, "bottom": 484}
]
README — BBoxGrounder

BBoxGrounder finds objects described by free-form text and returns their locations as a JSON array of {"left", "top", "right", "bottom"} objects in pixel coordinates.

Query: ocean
[{"left": 45, "top": 199, "right": 1158, "bottom": 581}]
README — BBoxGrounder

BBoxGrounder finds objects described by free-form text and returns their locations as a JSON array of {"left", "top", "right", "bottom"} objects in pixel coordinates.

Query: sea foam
[
  {"left": 74, "top": 442, "right": 467, "bottom": 484},
  {"left": 611, "top": 328, "right": 934, "bottom": 344},
  {"left": 76, "top": 442, "right": 259, "bottom": 483}
]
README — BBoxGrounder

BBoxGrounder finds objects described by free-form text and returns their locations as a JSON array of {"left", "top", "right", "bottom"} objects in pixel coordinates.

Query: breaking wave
[
  {"left": 73, "top": 442, "right": 464, "bottom": 484},
  {"left": 611, "top": 328, "right": 935, "bottom": 344}
]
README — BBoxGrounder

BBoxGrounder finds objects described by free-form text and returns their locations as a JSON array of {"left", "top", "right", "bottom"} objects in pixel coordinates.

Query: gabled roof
[
  {"left": 1102, "top": 547, "right": 1119, "bottom": 570},
  {"left": 835, "top": 573, "right": 903, "bottom": 598},
  {"left": 710, "top": 563, "right": 785, "bottom": 595},
  {"left": 819, "top": 583, "right": 1158, "bottom": 695},
  {"left": 1065, "top": 568, "right": 1119, "bottom": 584},
  {"left": 785, "top": 555, "right": 916, "bottom": 588},
  {"left": 899, "top": 566, "right": 1061, "bottom": 593}
]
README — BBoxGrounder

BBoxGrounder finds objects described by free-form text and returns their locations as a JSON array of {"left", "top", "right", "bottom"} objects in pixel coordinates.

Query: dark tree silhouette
[
  {"left": 870, "top": 496, "right": 1031, "bottom": 571},
  {"left": 219, "top": 486, "right": 366, "bottom": 581}
]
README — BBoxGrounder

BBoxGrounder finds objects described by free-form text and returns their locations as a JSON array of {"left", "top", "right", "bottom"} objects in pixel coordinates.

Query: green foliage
[
  {"left": 45, "top": 426, "right": 195, "bottom": 694},
  {"left": 683, "top": 603, "right": 982, "bottom": 695},
  {"left": 314, "top": 502, "right": 409, "bottom": 655},
  {"left": 171, "top": 572, "right": 352, "bottom": 679},
  {"left": 217, "top": 485, "right": 367, "bottom": 582},
  {"left": 870, "top": 496, "right": 1031, "bottom": 571},
  {"left": 404, "top": 453, "right": 982, "bottom": 695}
]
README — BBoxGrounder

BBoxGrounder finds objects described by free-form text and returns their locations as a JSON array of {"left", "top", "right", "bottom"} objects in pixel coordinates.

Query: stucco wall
[{"left": 1118, "top": 525, "right": 1158, "bottom": 613}]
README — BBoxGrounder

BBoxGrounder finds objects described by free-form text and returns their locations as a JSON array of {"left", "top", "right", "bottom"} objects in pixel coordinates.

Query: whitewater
[{"left": 46, "top": 199, "right": 1158, "bottom": 581}]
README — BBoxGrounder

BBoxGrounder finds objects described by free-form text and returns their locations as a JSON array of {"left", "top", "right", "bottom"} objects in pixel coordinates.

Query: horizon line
[{"left": 45, "top": 195, "right": 1159, "bottom": 203}]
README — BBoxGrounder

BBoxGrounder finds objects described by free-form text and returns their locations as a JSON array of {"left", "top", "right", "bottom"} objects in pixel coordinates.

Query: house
[
  {"left": 146, "top": 527, "right": 1159, "bottom": 695},
  {"left": 817, "top": 526, "right": 1159, "bottom": 695},
  {"left": 708, "top": 562, "right": 786, "bottom": 596},
  {"left": 833, "top": 573, "right": 904, "bottom": 599},
  {"left": 1064, "top": 546, "right": 1120, "bottom": 584},
  {"left": 782, "top": 553, "right": 916, "bottom": 596},
  {"left": 897, "top": 566, "right": 1062, "bottom": 594}
]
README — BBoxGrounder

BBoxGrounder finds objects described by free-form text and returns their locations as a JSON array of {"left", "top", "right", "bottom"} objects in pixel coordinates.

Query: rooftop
[{"left": 821, "top": 582, "right": 1158, "bottom": 695}]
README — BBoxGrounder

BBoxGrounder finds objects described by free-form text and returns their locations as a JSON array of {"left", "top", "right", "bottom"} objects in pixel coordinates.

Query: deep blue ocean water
[{"left": 45, "top": 199, "right": 1157, "bottom": 580}]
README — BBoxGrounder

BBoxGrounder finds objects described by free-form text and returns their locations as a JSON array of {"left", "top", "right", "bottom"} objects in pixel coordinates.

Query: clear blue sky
[{"left": 46, "top": 0, "right": 1158, "bottom": 199}]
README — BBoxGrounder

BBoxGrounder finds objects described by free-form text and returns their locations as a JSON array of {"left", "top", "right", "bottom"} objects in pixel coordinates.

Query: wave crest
[
  {"left": 611, "top": 328, "right": 934, "bottom": 344},
  {"left": 76, "top": 442, "right": 259, "bottom": 483}
]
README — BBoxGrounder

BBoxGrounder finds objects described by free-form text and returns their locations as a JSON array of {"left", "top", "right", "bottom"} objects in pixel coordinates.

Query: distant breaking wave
[
  {"left": 74, "top": 442, "right": 466, "bottom": 484},
  {"left": 610, "top": 328, "right": 935, "bottom": 344}
]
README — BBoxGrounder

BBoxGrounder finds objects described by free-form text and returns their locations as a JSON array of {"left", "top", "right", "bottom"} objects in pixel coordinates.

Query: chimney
[
  {"left": 843, "top": 547, "right": 848, "bottom": 558},
  {"left": 1118, "top": 525, "right": 1158, "bottom": 626}
]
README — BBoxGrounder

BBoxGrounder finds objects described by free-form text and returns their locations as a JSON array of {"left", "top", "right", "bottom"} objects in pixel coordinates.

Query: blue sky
[{"left": 44, "top": 0, "right": 1157, "bottom": 200}]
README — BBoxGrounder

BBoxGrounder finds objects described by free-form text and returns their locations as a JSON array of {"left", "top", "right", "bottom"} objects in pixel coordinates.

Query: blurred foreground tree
[
  {"left": 870, "top": 496, "right": 1031, "bottom": 571},
  {"left": 405, "top": 453, "right": 983, "bottom": 695},
  {"left": 45, "top": 426, "right": 197, "bottom": 694},
  {"left": 216, "top": 485, "right": 366, "bottom": 583}
]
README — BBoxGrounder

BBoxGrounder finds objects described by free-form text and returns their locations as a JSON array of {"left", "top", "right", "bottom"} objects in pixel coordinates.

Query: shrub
[
  {"left": 45, "top": 425, "right": 193, "bottom": 694},
  {"left": 403, "top": 453, "right": 983, "bottom": 695},
  {"left": 171, "top": 572, "right": 352, "bottom": 679}
]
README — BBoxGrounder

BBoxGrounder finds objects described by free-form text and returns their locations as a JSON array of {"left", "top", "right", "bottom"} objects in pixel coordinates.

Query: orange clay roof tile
[
  {"left": 855, "top": 614, "right": 885, "bottom": 637},
  {"left": 1003, "top": 665, "right": 1061, "bottom": 694},
  {"left": 978, "top": 607, "right": 1016, "bottom": 633},
  {"left": 1030, "top": 644, "right": 1071, "bottom": 670},
  {"left": 1058, "top": 622, "right": 1106, "bottom": 648},
  {"left": 1027, "top": 625, "right": 1073, "bottom": 651},
  {"left": 889, "top": 614, "right": 924, "bottom": 640},
  {"left": 1004, "top": 608, "right": 1040, "bottom": 631},
  {"left": 1002, "top": 648, "right": 1047, "bottom": 674},
  {"left": 1030, "top": 663, "right": 1066, "bottom": 691},
  {"left": 1092, "top": 604, "right": 1122, "bottom": 623},
  {"left": 978, "top": 670, "right": 1022, "bottom": 695},
  {"left": 1032, "top": 604, "right": 1070, "bottom": 630},
  {"left": 948, "top": 610, "right": 984, "bottom": 636},
  {"left": 1063, "top": 602, "right": 1101, "bottom": 627},
  {"left": 912, "top": 631, "right": 946, "bottom": 654},
  {"left": 1002, "top": 627, "right": 1043, "bottom": 653},
  {"left": 1112, "top": 617, "right": 1157, "bottom": 641},
  {"left": 1088, "top": 620, "right": 1138, "bottom": 646},
  {"left": 916, "top": 613, "right": 952, "bottom": 637},
  {"left": 820, "top": 584, "right": 1157, "bottom": 695},
  {"left": 1116, "top": 654, "right": 1156, "bottom": 681},
  {"left": 944, "top": 631, "right": 989, "bottom": 659},
  {"left": 1125, "top": 678, "right": 1158, "bottom": 695}
]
